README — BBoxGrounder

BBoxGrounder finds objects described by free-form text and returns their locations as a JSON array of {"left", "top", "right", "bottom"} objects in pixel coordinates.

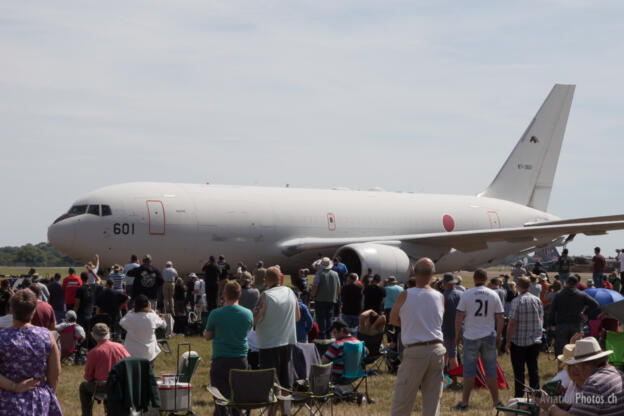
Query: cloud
[{"left": 1, "top": 0, "right": 623, "bottom": 254}]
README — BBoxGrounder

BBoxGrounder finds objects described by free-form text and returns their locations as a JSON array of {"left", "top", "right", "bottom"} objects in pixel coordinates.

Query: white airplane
[{"left": 48, "top": 84, "right": 624, "bottom": 281}]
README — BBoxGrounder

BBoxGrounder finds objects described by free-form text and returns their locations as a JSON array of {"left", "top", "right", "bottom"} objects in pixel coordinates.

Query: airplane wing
[
  {"left": 280, "top": 219, "right": 624, "bottom": 256},
  {"left": 524, "top": 214, "right": 624, "bottom": 227}
]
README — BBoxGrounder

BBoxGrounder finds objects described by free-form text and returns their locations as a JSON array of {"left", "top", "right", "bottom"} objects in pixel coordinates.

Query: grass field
[
  {"left": 0, "top": 267, "right": 85, "bottom": 278},
  {"left": 54, "top": 335, "right": 561, "bottom": 416},
  {"left": 2, "top": 266, "right": 591, "bottom": 414}
]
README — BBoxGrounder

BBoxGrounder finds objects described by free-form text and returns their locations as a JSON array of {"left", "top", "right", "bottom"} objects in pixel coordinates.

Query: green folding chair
[
  {"left": 207, "top": 368, "right": 278, "bottom": 415},
  {"left": 606, "top": 330, "right": 624, "bottom": 370},
  {"left": 278, "top": 363, "right": 334, "bottom": 415},
  {"left": 495, "top": 380, "right": 561, "bottom": 416},
  {"left": 333, "top": 340, "right": 371, "bottom": 404}
]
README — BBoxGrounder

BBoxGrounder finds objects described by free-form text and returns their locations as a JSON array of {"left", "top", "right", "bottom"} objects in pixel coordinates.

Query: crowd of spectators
[{"left": 1, "top": 245, "right": 624, "bottom": 415}]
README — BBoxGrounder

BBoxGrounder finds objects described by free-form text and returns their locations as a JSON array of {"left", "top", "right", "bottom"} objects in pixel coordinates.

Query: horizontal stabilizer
[{"left": 281, "top": 219, "right": 624, "bottom": 256}]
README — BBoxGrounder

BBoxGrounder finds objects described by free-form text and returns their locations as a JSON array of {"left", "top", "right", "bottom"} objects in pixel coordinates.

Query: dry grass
[
  {"left": 0, "top": 266, "right": 85, "bottom": 278},
  {"left": 55, "top": 335, "right": 561, "bottom": 415}
]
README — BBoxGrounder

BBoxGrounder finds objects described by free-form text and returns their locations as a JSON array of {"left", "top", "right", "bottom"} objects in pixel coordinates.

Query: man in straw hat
[
  {"left": 310, "top": 257, "right": 340, "bottom": 339},
  {"left": 536, "top": 336, "right": 624, "bottom": 415}
]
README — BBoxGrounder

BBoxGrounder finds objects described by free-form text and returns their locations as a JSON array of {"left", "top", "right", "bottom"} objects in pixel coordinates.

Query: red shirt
[
  {"left": 62, "top": 274, "right": 82, "bottom": 305},
  {"left": 593, "top": 254, "right": 606, "bottom": 273},
  {"left": 31, "top": 301, "right": 56, "bottom": 330},
  {"left": 84, "top": 339, "right": 130, "bottom": 382}
]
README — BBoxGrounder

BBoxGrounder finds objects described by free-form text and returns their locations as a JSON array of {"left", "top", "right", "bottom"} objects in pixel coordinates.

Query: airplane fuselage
[{"left": 48, "top": 182, "right": 559, "bottom": 276}]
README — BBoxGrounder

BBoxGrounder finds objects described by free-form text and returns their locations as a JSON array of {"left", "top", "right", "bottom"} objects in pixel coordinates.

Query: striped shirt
[
  {"left": 109, "top": 272, "right": 126, "bottom": 292},
  {"left": 509, "top": 292, "right": 543, "bottom": 346},
  {"left": 569, "top": 365, "right": 624, "bottom": 415},
  {"left": 324, "top": 336, "right": 358, "bottom": 379}
]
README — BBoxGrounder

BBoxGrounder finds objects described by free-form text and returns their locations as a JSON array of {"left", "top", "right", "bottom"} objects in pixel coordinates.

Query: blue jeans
[
  {"left": 315, "top": 301, "right": 334, "bottom": 339},
  {"left": 462, "top": 334, "right": 497, "bottom": 378},
  {"left": 593, "top": 272, "right": 604, "bottom": 288},
  {"left": 342, "top": 314, "right": 359, "bottom": 334},
  {"left": 558, "top": 272, "right": 569, "bottom": 282},
  {"left": 54, "top": 308, "right": 66, "bottom": 324}
]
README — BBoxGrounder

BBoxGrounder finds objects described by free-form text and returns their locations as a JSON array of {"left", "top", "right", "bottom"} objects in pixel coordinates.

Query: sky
[{"left": 1, "top": 0, "right": 623, "bottom": 257}]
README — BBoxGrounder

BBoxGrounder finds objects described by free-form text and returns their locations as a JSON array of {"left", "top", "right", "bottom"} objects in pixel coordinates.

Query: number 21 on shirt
[{"left": 474, "top": 299, "right": 488, "bottom": 317}]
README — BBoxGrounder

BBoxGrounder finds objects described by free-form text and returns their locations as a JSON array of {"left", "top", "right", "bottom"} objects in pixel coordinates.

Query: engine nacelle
[{"left": 335, "top": 243, "right": 412, "bottom": 282}]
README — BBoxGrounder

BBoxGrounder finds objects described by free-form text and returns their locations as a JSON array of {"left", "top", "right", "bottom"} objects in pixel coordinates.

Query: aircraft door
[
  {"left": 146, "top": 200, "right": 166, "bottom": 234},
  {"left": 488, "top": 210, "right": 502, "bottom": 228}
]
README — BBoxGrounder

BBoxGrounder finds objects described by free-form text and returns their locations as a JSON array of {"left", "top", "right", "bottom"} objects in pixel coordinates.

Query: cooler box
[{"left": 157, "top": 381, "right": 192, "bottom": 411}]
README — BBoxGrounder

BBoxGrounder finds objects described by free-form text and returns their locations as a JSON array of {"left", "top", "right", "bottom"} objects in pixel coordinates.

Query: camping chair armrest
[
  {"left": 495, "top": 405, "right": 533, "bottom": 415},
  {"left": 207, "top": 386, "right": 228, "bottom": 403},
  {"left": 273, "top": 383, "right": 296, "bottom": 395}
]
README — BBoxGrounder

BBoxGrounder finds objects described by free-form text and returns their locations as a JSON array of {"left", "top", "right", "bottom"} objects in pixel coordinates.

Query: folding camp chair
[
  {"left": 156, "top": 326, "right": 172, "bottom": 355},
  {"left": 333, "top": 341, "right": 372, "bottom": 404},
  {"left": 446, "top": 357, "right": 508, "bottom": 390},
  {"left": 494, "top": 379, "right": 561, "bottom": 416},
  {"left": 358, "top": 333, "right": 385, "bottom": 373},
  {"left": 58, "top": 324, "right": 79, "bottom": 364},
  {"left": 278, "top": 363, "right": 334, "bottom": 415},
  {"left": 606, "top": 330, "right": 624, "bottom": 370},
  {"left": 207, "top": 368, "right": 278, "bottom": 415},
  {"left": 105, "top": 357, "right": 161, "bottom": 415}
]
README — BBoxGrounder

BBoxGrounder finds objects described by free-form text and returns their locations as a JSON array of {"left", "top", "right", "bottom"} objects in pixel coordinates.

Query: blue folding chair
[{"left": 333, "top": 340, "right": 372, "bottom": 404}]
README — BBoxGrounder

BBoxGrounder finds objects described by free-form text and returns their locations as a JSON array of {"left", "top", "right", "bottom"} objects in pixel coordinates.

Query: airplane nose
[{"left": 48, "top": 221, "right": 76, "bottom": 255}]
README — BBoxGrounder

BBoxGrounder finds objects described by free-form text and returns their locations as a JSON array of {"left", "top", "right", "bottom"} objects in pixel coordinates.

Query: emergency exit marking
[{"left": 327, "top": 213, "right": 336, "bottom": 231}]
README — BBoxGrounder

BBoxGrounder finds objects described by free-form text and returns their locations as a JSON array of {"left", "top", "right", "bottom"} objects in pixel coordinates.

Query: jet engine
[{"left": 335, "top": 243, "right": 412, "bottom": 281}]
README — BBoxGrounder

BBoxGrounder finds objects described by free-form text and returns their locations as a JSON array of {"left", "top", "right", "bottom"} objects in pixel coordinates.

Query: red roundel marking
[{"left": 443, "top": 214, "right": 455, "bottom": 232}]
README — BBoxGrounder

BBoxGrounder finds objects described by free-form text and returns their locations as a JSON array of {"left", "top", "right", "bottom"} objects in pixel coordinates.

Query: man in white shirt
[
  {"left": 454, "top": 269, "right": 504, "bottom": 410},
  {"left": 191, "top": 273, "right": 206, "bottom": 313},
  {"left": 161, "top": 261, "right": 178, "bottom": 314},
  {"left": 389, "top": 258, "right": 446, "bottom": 416},
  {"left": 618, "top": 248, "right": 624, "bottom": 278}
]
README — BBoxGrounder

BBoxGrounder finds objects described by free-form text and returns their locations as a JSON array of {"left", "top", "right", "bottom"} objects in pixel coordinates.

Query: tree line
[{"left": 0, "top": 242, "right": 80, "bottom": 266}]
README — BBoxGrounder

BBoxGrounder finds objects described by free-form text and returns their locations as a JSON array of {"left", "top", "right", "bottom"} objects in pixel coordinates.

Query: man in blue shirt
[
  {"left": 332, "top": 257, "right": 348, "bottom": 286},
  {"left": 295, "top": 291, "right": 314, "bottom": 342},
  {"left": 205, "top": 281, "right": 253, "bottom": 416},
  {"left": 441, "top": 273, "right": 462, "bottom": 371},
  {"left": 383, "top": 276, "right": 404, "bottom": 343}
]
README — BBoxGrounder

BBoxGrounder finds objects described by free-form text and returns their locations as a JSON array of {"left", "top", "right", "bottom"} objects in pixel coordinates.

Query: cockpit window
[
  {"left": 68, "top": 205, "right": 87, "bottom": 215},
  {"left": 87, "top": 205, "right": 100, "bottom": 216},
  {"left": 102, "top": 205, "right": 112, "bottom": 216},
  {"left": 53, "top": 205, "right": 88, "bottom": 224}
]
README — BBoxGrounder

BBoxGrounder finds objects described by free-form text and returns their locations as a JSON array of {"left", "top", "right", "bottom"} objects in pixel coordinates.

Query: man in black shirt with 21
[
  {"left": 127, "top": 254, "right": 163, "bottom": 311},
  {"left": 202, "top": 256, "right": 220, "bottom": 314}
]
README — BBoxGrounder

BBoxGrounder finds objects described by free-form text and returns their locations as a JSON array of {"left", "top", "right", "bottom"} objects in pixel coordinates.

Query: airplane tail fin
[{"left": 478, "top": 84, "right": 575, "bottom": 212}]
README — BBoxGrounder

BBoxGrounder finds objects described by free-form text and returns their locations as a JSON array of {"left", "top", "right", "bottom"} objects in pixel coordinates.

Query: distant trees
[{"left": 0, "top": 242, "right": 80, "bottom": 266}]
